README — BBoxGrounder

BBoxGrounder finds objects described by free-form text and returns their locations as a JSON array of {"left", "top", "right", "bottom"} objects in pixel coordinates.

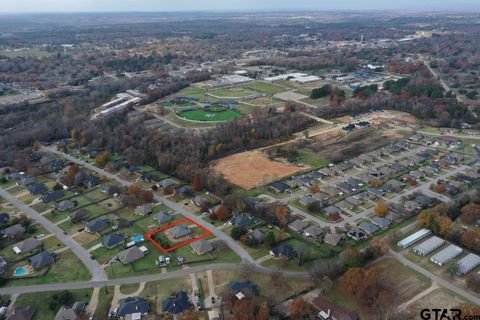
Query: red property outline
[{"left": 145, "top": 217, "right": 213, "bottom": 253}]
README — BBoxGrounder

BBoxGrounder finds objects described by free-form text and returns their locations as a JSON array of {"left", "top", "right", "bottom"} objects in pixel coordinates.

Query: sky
[{"left": 0, "top": 0, "right": 478, "bottom": 13}]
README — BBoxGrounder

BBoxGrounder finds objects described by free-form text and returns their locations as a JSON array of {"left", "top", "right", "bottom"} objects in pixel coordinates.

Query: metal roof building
[
  {"left": 397, "top": 228, "right": 431, "bottom": 248},
  {"left": 430, "top": 244, "right": 463, "bottom": 266},
  {"left": 456, "top": 253, "right": 480, "bottom": 276},
  {"left": 412, "top": 236, "right": 445, "bottom": 256}
]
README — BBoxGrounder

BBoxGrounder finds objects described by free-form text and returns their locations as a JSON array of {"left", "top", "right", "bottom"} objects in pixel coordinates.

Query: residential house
[
  {"left": 229, "top": 280, "right": 258, "bottom": 297},
  {"left": 382, "top": 180, "right": 405, "bottom": 193},
  {"left": 171, "top": 225, "right": 192, "bottom": 239},
  {"left": 68, "top": 209, "right": 88, "bottom": 223},
  {"left": 102, "top": 233, "right": 126, "bottom": 249},
  {"left": 335, "top": 201, "right": 354, "bottom": 211},
  {"left": 29, "top": 251, "right": 56, "bottom": 270},
  {"left": 288, "top": 220, "right": 309, "bottom": 233},
  {"left": 176, "top": 185, "right": 194, "bottom": 198},
  {"left": 370, "top": 216, "right": 392, "bottom": 229},
  {"left": 143, "top": 172, "right": 160, "bottom": 183},
  {"left": 358, "top": 222, "right": 380, "bottom": 235},
  {"left": 117, "top": 297, "right": 151, "bottom": 318},
  {"left": 86, "top": 218, "right": 110, "bottom": 234},
  {"left": 13, "top": 238, "right": 42, "bottom": 254},
  {"left": 347, "top": 227, "right": 366, "bottom": 241},
  {"left": 54, "top": 200, "right": 75, "bottom": 212},
  {"left": 27, "top": 183, "right": 47, "bottom": 195},
  {"left": 192, "top": 196, "right": 208, "bottom": 208},
  {"left": 159, "top": 178, "right": 175, "bottom": 188},
  {"left": 118, "top": 247, "right": 144, "bottom": 264},
  {"left": 0, "top": 213, "right": 9, "bottom": 224},
  {"left": 54, "top": 301, "right": 86, "bottom": 320},
  {"left": 303, "top": 225, "right": 324, "bottom": 239},
  {"left": 162, "top": 292, "right": 189, "bottom": 314},
  {"left": 270, "top": 244, "right": 296, "bottom": 259},
  {"left": 345, "top": 196, "right": 363, "bottom": 207},
  {"left": 155, "top": 212, "right": 172, "bottom": 225},
  {"left": 323, "top": 233, "right": 342, "bottom": 246},
  {"left": 249, "top": 230, "right": 266, "bottom": 244},
  {"left": 230, "top": 215, "right": 251, "bottom": 228},
  {"left": 190, "top": 239, "right": 213, "bottom": 255},
  {"left": 368, "top": 188, "right": 385, "bottom": 197},
  {"left": 6, "top": 306, "right": 36, "bottom": 320},
  {"left": 269, "top": 182, "right": 290, "bottom": 193},
  {"left": 135, "top": 204, "right": 153, "bottom": 216},
  {"left": 16, "top": 177, "right": 35, "bottom": 187},
  {"left": 299, "top": 195, "right": 318, "bottom": 207},
  {"left": 1, "top": 224, "right": 25, "bottom": 239},
  {"left": 324, "top": 206, "right": 342, "bottom": 216},
  {"left": 41, "top": 190, "right": 64, "bottom": 203}
]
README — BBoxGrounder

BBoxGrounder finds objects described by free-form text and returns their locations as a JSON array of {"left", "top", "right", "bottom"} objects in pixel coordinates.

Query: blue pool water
[
  {"left": 13, "top": 267, "right": 27, "bottom": 276},
  {"left": 133, "top": 235, "right": 144, "bottom": 243}
]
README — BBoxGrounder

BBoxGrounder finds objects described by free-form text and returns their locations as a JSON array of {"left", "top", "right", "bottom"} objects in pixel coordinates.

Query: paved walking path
[{"left": 86, "top": 287, "right": 101, "bottom": 316}]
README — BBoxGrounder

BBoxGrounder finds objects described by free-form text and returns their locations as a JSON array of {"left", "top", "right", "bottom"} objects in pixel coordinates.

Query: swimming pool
[
  {"left": 13, "top": 266, "right": 28, "bottom": 277},
  {"left": 133, "top": 235, "right": 144, "bottom": 243}
]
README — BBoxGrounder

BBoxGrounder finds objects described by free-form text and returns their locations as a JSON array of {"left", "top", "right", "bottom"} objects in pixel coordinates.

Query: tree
[
  {"left": 460, "top": 203, "right": 480, "bottom": 224},
  {"left": 309, "top": 184, "right": 320, "bottom": 194},
  {"left": 141, "top": 190, "right": 153, "bottom": 203},
  {"left": 290, "top": 297, "right": 313, "bottom": 319},
  {"left": 446, "top": 262, "right": 459, "bottom": 279},
  {"left": 372, "top": 179, "right": 383, "bottom": 188},
  {"left": 265, "top": 231, "right": 276, "bottom": 248},
  {"left": 375, "top": 201, "right": 389, "bottom": 217},
  {"left": 192, "top": 174, "right": 202, "bottom": 192},
  {"left": 339, "top": 267, "right": 364, "bottom": 295},
  {"left": 216, "top": 206, "right": 230, "bottom": 221},
  {"left": 231, "top": 227, "right": 247, "bottom": 240},
  {"left": 275, "top": 205, "right": 289, "bottom": 227},
  {"left": 95, "top": 151, "right": 111, "bottom": 168},
  {"left": 465, "top": 272, "right": 480, "bottom": 293},
  {"left": 310, "top": 85, "right": 332, "bottom": 99}
]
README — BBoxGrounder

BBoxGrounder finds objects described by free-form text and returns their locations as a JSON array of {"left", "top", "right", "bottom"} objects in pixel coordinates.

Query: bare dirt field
[
  {"left": 308, "top": 127, "right": 403, "bottom": 162},
  {"left": 408, "top": 288, "right": 465, "bottom": 316},
  {"left": 212, "top": 150, "right": 307, "bottom": 189}
]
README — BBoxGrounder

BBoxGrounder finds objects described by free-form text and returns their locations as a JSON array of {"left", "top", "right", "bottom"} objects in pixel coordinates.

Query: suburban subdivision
[{"left": 0, "top": 4, "right": 480, "bottom": 320}]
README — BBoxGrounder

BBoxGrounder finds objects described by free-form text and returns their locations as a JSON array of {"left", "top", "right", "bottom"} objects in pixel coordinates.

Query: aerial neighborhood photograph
[{"left": 0, "top": 0, "right": 480, "bottom": 319}]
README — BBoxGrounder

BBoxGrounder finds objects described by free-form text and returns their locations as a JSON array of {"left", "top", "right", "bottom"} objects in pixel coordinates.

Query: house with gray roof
[
  {"left": 13, "top": 238, "right": 42, "bottom": 254},
  {"left": 86, "top": 218, "right": 110, "bottom": 234},
  {"left": 299, "top": 195, "right": 318, "bottom": 207},
  {"left": 370, "top": 216, "right": 391, "bottom": 229},
  {"left": 335, "top": 200, "right": 354, "bottom": 211},
  {"left": 288, "top": 220, "right": 310, "bottom": 233},
  {"left": 135, "top": 204, "right": 153, "bottom": 216},
  {"left": 358, "top": 222, "right": 380, "bottom": 234},
  {"left": 192, "top": 196, "right": 208, "bottom": 208},
  {"left": 303, "top": 225, "right": 324, "bottom": 239},
  {"left": 171, "top": 225, "right": 192, "bottom": 239},
  {"left": 118, "top": 247, "right": 144, "bottom": 264},
  {"left": 1, "top": 224, "right": 25, "bottom": 239},
  {"left": 6, "top": 306, "right": 36, "bottom": 320},
  {"left": 190, "top": 239, "right": 213, "bottom": 255},
  {"left": 27, "top": 183, "right": 47, "bottom": 195},
  {"left": 54, "top": 200, "right": 75, "bottom": 212},
  {"left": 102, "top": 233, "right": 126, "bottom": 249},
  {"left": 117, "top": 297, "right": 151, "bottom": 318},
  {"left": 54, "top": 302, "right": 86, "bottom": 320},
  {"left": 68, "top": 209, "right": 88, "bottom": 223},
  {"left": 345, "top": 196, "right": 363, "bottom": 207},
  {"left": 155, "top": 211, "right": 172, "bottom": 225},
  {"left": 249, "top": 230, "right": 266, "bottom": 243},
  {"left": 30, "top": 251, "right": 56, "bottom": 270},
  {"left": 324, "top": 233, "right": 342, "bottom": 246}
]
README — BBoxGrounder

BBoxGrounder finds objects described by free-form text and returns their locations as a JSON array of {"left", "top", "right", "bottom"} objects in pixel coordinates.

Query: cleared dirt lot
[
  {"left": 212, "top": 150, "right": 307, "bottom": 189},
  {"left": 308, "top": 127, "right": 403, "bottom": 162}
]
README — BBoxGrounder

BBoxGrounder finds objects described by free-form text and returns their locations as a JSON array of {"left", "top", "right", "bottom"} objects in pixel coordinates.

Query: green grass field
[
  {"left": 242, "top": 81, "right": 287, "bottom": 95},
  {"left": 209, "top": 87, "right": 254, "bottom": 98},
  {"left": 178, "top": 108, "right": 242, "bottom": 122},
  {"left": 14, "top": 289, "right": 92, "bottom": 320}
]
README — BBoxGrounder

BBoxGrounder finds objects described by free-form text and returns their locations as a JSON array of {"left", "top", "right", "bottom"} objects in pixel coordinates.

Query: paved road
[
  {"left": 0, "top": 187, "right": 107, "bottom": 281},
  {"left": 0, "top": 262, "right": 307, "bottom": 295},
  {"left": 42, "top": 146, "right": 256, "bottom": 264},
  {"left": 389, "top": 250, "right": 480, "bottom": 306}
]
